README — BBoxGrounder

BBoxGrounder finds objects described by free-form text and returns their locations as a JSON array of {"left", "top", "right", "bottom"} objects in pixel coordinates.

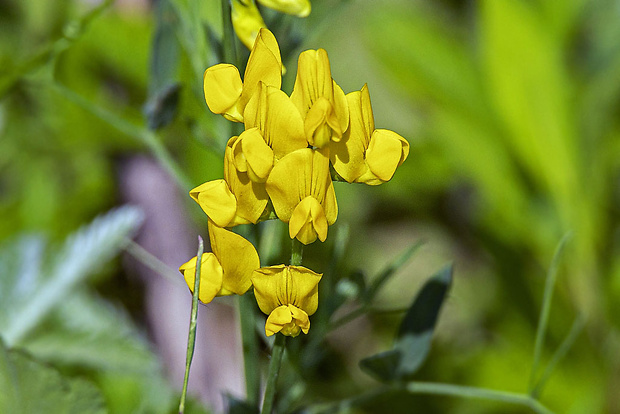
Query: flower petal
[
  {"left": 189, "top": 180, "right": 237, "bottom": 227},
  {"left": 266, "top": 147, "right": 336, "bottom": 229},
  {"left": 288, "top": 304, "right": 310, "bottom": 334},
  {"left": 330, "top": 90, "right": 369, "bottom": 182},
  {"left": 225, "top": 137, "right": 269, "bottom": 223},
  {"left": 288, "top": 266, "right": 321, "bottom": 315},
  {"left": 291, "top": 49, "right": 333, "bottom": 117},
  {"left": 289, "top": 196, "right": 327, "bottom": 244},
  {"left": 365, "top": 129, "right": 409, "bottom": 183},
  {"left": 209, "top": 221, "right": 259, "bottom": 295},
  {"left": 257, "top": 0, "right": 311, "bottom": 17},
  {"left": 309, "top": 147, "right": 332, "bottom": 205},
  {"left": 360, "top": 84, "right": 375, "bottom": 134},
  {"left": 252, "top": 265, "right": 321, "bottom": 315},
  {"left": 241, "top": 28, "right": 282, "bottom": 109},
  {"left": 239, "top": 128, "right": 274, "bottom": 183},
  {"left": 304, "top": 97, "right": 335, "bottom": 148},
  {"left": 244, "top": 83, "right": 307, "bottom": 158},
  {"left": 333, "top": 80, "right": 350, "bottom": 136},
  {"left": 179, "top": 253, "right": 224, "bottom": 304},
  {"left": 231, "top": 0, "right": 267, "bottom": 51},
  {"left": 265, "top": 149, "right": 309, "bottom": 221},
  {"left": 323, "top": 181, "right": 338, "bottom": 226},
  {"left": 264, "top": 305, "right": 293, "bottom": 336},
  {"left": 203, "top": 64, "right": 244, "bottom": 122},
  {"left": 252, "top": 264, "right": 288, "bottom": 314}
]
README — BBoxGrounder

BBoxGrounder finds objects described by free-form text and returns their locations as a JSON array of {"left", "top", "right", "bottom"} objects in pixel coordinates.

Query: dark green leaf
[
  {"left": 226, "top": 394, "right": 259, "bottom": 414},
  {"left": 149, "top": 0, "right": 180, "bottom": 93},
  {"left": 359, "top": 349, "right": 401, "bottom": 383},
  {"left": 395, "top": 264, "right": 452, "bottom": 379},
  {"left": 143, "top": 82, "right": 181, "bottom": 130},
  {"left": 359, "top": 264, "right": 453, "bottom": 382}
]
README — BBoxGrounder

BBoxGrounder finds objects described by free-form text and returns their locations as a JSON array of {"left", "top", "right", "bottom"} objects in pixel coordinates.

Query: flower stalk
[
  {"left": 260, "top": 333, "right": 286, "bottom": 414},
  {"left": 178, "top": 236, "right": 204, "bottom": 414},
  {"left": 290, "top": 238, "right": 303, "bottom": 266}
]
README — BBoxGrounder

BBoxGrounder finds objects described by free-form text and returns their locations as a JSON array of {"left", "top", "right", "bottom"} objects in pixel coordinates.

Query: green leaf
[
  {"left": 1, "top": 206, "right": 144, "bottom": 347},
  {"left": 149, "top": 0, "right": 180, "bottom": 94},
  {"left": 144, "top": 82, "right": 181, "bottom": 130},
  {"left": 145, "top": 0, "right": 182, "bottom": 130},
  {"left": 395, "top": 264, "right": 453, "bottom": 379},
  {"left": 226, "top": 395, "right": 259, "bottom": 414},
  {"left": 359, "top": 264, "right": 453, "bottom": 382},
  {"left": 23, "top": 290, "right": 157, "bottom": 373},
  {"left": 0, "top": 338, "right": 107, "bottom": 414},
  {"left": 358, "top": 349, "right": 401, "bottom": 383}
]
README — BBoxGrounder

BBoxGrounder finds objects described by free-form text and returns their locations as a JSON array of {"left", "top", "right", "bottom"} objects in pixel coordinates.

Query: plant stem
[
  {"left": 260, "top": 333, "right": 286, "bottom": 414},
  {"left": 124, "top": 239, "right": 184, "bottom": 286},
  {"left": 290, "top": 239, "right": 303, "bottom": 266},
  {"left": 405, "top": 382, "right": 555, "bottom": 414},
  {"left": 239, "top": 292, "right": 261, "bottom": 405},
  {"left": 529, "top": 233, "right": 571, "bottom": 392},
  {"left": 178, "top": 236, "right": 204, "bottom": 414},
  {"left": 531, "top": 313, "right": 585, "bottom": 398}
]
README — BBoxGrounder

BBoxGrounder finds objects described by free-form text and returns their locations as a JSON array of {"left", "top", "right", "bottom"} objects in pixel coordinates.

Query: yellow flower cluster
[{"left": 180, "top": 29, "right": 408, "bottom": 337}]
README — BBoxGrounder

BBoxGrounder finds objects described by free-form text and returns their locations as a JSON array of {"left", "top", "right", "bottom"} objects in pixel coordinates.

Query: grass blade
[
  {"left": 528, "top": 232, "right": 572, "bottom": 392},
  {"left": 179, "top": 236, "right": 204, "bottom": 414}
]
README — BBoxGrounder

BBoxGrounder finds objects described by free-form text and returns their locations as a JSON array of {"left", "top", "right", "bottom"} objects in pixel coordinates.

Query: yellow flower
[
  {"left": 257, "top": 0, "right": 311, "bottom": 17},
  {"left": 203, "top": 27, "right": 282, "bottom": 122},
  {"left": 252, "top": 265, "right": 321, "bottom": 337},
  {"left": 180, "top": 220, "right": 260, "bottom": 304},
  {"left": 230, "top": 81, "right": 307, "bottom": 182},
  {"left": 266, "top": 147, "right": 337, "bottom": 244},
  {"left": 190, "top": 136, "right": 269, "bottom": 227},
  {"left": 330, "top": 85, "right": 410, "bottom": 185},
  {"left": 290, "top": 49, "right": 349, "bottom": 148}
]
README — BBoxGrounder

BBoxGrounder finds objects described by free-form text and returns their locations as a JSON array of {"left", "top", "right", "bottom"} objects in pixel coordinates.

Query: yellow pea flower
[
  {"left": 330, "top": 84, "right": 410, "bottom": 185},
  {"left": 290, "top": 49, "right": 349, "bottom": 148},
  {"left": 179, "top": 220, "right": 260, "bottom": 304},
  {"left": 203, "top": 27, "right": 282, "bottom": 122},
  {"left": 230, "top": 81, "right": 307, "bottom": 182},
  {"left": 266, "top": 147, "right": 337, "bottom": 244},
  {"left": 190, "top": 136, "right": 269, "bottom": 227},
  {"left": 252, "top": 265, "right": 321, "bottom": 337},
  {"left": 257, "top": 0, "right": 311, "bottom": 17}
]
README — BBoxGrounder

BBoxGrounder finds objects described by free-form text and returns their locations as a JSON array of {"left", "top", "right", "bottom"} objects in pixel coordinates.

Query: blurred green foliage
[{"left": 1, "top": 0, "right": 619, "bottom": 413}]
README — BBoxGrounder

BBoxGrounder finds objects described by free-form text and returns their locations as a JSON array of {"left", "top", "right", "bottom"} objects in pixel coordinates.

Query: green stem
[
  {"left": 290, "top": 239, "right": 303, "bottom": 266},
  {"left": 260, "top": 333, "right": 286, "bottom": 414},
  {"left": 179, "top": 236, "right": 204, "bottom": 414},
  {"left": 531, "top": 314, "right": 585, "bottom": 398},
  {"left": 405, "top": 382, "right": 555, "bottom": 414},
  {"left": 331, "top": 305, "right": 410, "bottom": 330},
  {"left": 239, "top": 292, "right": 261, "bottom": 405},
  {"left": 123, "top": 239, "right": 183, "bottom": 286},
  {"left": 529, "top": 233, "right": 571, "bottom": 392}
]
